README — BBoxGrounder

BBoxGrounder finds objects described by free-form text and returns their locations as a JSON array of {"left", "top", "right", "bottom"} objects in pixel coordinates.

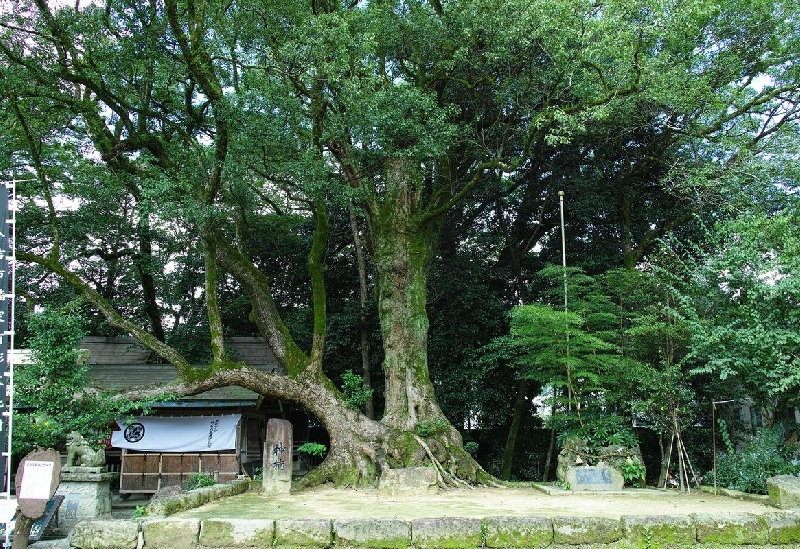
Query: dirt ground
[{"left": 174, "top": 485, "right": 790, "bottom": 521}]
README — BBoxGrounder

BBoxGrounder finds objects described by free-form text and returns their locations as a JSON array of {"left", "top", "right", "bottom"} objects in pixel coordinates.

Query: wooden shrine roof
[{"left": 82, "top": 336, "right": 283, "bottom": 404}]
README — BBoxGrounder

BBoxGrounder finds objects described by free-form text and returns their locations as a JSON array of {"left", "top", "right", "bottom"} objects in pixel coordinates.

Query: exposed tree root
[
  {"left": 292, "top": 410, "right": 503, "bottom": 491},
  {"left": 414, "top": 434, "right": 474, "bottom": 489}
]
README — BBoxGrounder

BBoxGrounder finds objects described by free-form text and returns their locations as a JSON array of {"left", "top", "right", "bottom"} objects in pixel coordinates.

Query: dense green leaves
[
  {"left": 2, "top": 0, "right": 799, "bottom": 482},
  {"left": 340, "top": 369, "right": 374, "bottom": 412},
  {"left": 715, "top": 426, "right": 800, "bottom": 494},
  {"left": 668, "top": 206, "right": 800, "bottom": 415},
  {"left": 13, "top": 306, "right": 146, "bottom": 456}
]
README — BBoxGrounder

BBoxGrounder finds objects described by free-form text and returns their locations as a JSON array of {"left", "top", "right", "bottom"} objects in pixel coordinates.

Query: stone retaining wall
[
  {"left": 68, "top": 512, "right": 800, "bottom": 548},
  {"left": 143, "top": 480, "right": 254, "bottom": 517}
]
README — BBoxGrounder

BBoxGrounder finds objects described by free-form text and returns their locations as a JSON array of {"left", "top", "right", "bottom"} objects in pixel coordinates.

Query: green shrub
[
  {"left": 464, "top": 441, "right": 479, "bottom": 457},
  {"left": 554, "top": 479, "right": 571, "bottom": 491},
  {"left": 714, "top": 425, "right": 800, "bottom": 494},
  {"left": 620, "top": 457, "right": 646, "bottom": 487},
  {"left": 341, "top": 370, "right": 373, "bottom": 411},
  {"left": 297, "top": 441, "right": 327, "bottom": 458},
  {"left": 12, "top": 306, "right": 142, "bottom": 459},
  {"left": 185, "top": 472, "right": 216, "bottom": 491},
  {"left": 558, "top": 414, "right": 639, "bottom": 456},
  {"left": 415, "top": 418, "right": 449, "bottom": 437}
]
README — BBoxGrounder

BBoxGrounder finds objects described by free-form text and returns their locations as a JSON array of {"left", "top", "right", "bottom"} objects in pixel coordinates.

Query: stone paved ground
[{"left": 172, "top": 485, "right": 789, "bottom": 521}]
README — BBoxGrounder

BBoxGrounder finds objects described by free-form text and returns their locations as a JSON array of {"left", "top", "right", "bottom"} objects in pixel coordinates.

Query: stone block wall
[
  {"left": 143, "top": 480, "right": 253, "bottom": 516},
  {"left": 67, "top": 512, "right": 800, "bottom": 548}
]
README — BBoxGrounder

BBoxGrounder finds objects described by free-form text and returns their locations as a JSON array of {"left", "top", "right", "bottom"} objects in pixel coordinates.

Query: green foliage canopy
[
  {"left": 670, "top": 206, "right": 800, "bottom": 415},
  {"left": 2, "top": 0, "right": 800, "bottom": 483},
  {"left": 13, "top": 306, "right": 146, "bottom": 457}
]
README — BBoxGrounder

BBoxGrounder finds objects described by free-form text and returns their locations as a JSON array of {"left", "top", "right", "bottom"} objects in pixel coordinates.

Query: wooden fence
[{"left": 119, "top": 451, "right": 239, "bottom": 494}]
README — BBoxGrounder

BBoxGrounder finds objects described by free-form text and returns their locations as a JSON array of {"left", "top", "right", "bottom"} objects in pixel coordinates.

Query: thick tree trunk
[
  {"left": 370, "top": 159, "right": 445, "bottom": 431},
  {"left": 359, "top": 158, "right": 488, "bottom": 484},
  {"left": 290, "top": 374, "right": 394, "bottom": 485},
  {"left": 165, "top": 364, "right": 482, "bottom": 487},
  {"left": 373, "top": 226, "right": 443, "bottom": 433}
]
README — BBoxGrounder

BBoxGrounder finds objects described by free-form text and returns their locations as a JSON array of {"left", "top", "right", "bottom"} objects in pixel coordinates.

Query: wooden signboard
[
  {"left": 12, "top": 449, "right": 61, "bottom": 548},
  {"left": 15, "top": 449, "right": 61, "bottom": 520}
]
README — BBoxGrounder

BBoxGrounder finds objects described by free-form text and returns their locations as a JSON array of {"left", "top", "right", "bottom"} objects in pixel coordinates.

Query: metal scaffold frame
[{"left": 1, "top": 177, "right": 25, "bottom": 546}]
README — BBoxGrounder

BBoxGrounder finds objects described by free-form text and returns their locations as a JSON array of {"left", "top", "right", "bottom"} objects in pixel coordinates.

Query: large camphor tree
[{"left": 2, "top": 0, "right": 798, "bottom": 484}]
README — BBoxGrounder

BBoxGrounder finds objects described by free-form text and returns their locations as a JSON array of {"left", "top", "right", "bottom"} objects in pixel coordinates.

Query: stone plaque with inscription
[
  {"left": 566, "top": 465, "right": 624, "bottom": 491},
  {"left": 263, "top": 418, "right": 293, "bottom": 494}
]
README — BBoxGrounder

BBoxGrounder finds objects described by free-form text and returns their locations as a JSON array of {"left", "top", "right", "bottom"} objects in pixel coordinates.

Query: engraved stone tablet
[
  {"left": 263, "top": 419, "right": 293, "bottom": 494},
  {"left": 566, "top": 465, "right": 624, "bottom": 491}
]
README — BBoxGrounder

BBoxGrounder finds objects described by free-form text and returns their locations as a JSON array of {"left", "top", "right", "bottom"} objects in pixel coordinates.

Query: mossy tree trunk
[
  {"left": 206, "top": 175, "right": 486, "bottom": 485},
  {"left": 370, "top": 159, "right": 444, "bottom": 431},
  {"left": 364, "top": 159, "right": 487, "bottom": 484}
]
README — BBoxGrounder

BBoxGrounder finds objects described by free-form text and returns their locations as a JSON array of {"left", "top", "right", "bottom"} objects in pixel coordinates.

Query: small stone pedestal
[
  {"left": 378, "top": 467, "right": 439, "bottom": 495},
  {"left": 55, "top": 466, "right": 119, "bottom": 532}
]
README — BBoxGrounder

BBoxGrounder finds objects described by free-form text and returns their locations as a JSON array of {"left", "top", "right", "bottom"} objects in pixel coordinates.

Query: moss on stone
[
  {"left": 766, "top": 513, "right": 800, "bottom": 544},
  {"left": 623, "top": 515, "right": 696, "bottom": 549},
  {"left": 411, "top": 517, "right": 483, "bottom": 549},
  {"left": 144, "top": 480, "right": 252, "bottom": 516},
  {"left": 142, "top": 519, "right": 200, "bottom": 549},
  {"left": 553, "top": 516, "right": 622, "bottom": 545},
  {"left": 693, "top": 513, "right": 769, "bottom": 545},
  {"left": 483, "top": 516, "right": 553, "bottom": 548},
  {"left": 198, "top": 520, "right": 235, "bottom": 547},
  {"left": 275, "top": 518, "right": 332, "bottom": 547},
  {"left": 334, "top": 518, "right": 411, "bottom": 548},
  {"left": 69, "top": 519, "right": 141, "bottom": 549},
  {"left": 199, "top": 519, "right": 275, "bottom": 547}
]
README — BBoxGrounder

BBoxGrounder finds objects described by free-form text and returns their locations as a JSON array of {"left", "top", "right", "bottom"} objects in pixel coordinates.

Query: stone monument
[
  {"left": 378, "top": 467, "right": 439, "bottom": 495},
  {"left": 263, "top": 419, "right": 293, "bottom": 494},
  {"left": 55, "top": 432, "right": 118, "bottom": 532},
  {"left": 565, "top": 464, "right": 624, "bottom": 491},
  {"left": 556, "top": 437, "right": 631, "bottom": 491}
]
